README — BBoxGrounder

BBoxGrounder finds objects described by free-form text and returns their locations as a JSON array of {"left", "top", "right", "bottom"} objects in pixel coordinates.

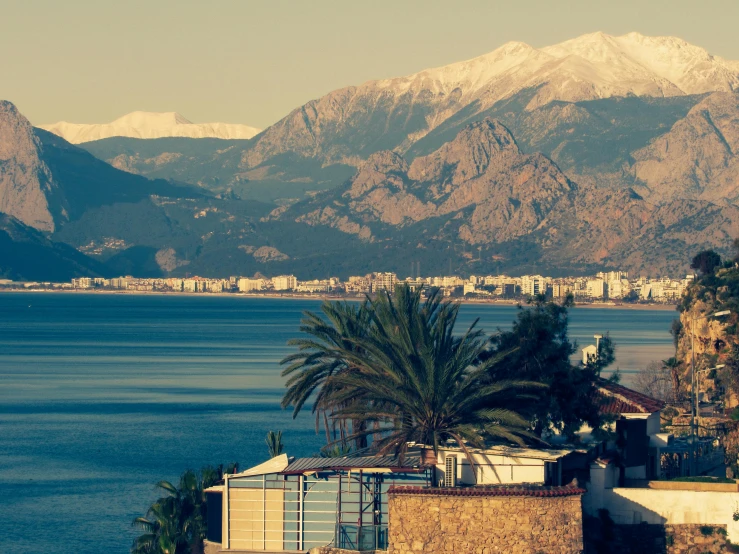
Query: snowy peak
[
  {"left": 542, "top": 31, "right": 739, "bottom": 95},
  {"left": 39, "top": 111, "right": 261, "bottom": 144},
  {"left": 374, "top": 31, "right": 739, "bottom": 106},
  {"left": 111, "top": 111, "right": 193, "bottom": 127}
]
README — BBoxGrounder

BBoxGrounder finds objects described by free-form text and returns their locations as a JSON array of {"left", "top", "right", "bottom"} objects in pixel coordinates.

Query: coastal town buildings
[{"left": 22, "top": 268, "right": 693, "bottom": 305}]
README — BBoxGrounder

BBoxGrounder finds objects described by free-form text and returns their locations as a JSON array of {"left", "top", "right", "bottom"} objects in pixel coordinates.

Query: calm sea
[{"left": 0, "top": 293, "right": 677, "bottom": 554}]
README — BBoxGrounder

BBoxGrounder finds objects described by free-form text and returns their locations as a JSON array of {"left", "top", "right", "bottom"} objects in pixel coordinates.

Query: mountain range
[
  {"left": 3, "top": 32, "right": 739, "bottom": 279},
  {"left": 40, "top": 111, "right": 261, "bottom": 143}
]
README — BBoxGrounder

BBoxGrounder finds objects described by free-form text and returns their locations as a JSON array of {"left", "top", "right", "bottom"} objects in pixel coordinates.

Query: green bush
[{"left": 700, "top": 525, "right": 715, "bottom": 536}]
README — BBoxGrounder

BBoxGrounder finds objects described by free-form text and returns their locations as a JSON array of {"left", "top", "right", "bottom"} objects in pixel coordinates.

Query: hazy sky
[{"left": 4, "top": 0, "right": 739, "bottom": 128}]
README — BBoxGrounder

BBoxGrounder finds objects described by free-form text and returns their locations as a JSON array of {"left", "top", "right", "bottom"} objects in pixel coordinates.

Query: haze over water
[{"left": 0, "top": 293, "right": 676, "bottom": 554}]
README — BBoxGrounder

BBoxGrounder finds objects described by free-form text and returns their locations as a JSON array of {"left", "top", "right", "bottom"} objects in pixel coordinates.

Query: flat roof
[{"left": 418, "top": 444, "right": 578, "bottom": 461}]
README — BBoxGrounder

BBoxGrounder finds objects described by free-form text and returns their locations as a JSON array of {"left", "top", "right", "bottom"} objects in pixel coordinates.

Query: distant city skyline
[{"left": 4, "top": 0, "right": 739, "bottom": 129}]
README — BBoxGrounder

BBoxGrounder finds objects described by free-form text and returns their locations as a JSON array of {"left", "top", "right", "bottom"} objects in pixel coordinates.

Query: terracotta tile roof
[
  {"left": 594, "top": 378, "right": 665, "bottom": 415},
  {"left": 388, "top": 485, "right": 586, "bottom": 497}
]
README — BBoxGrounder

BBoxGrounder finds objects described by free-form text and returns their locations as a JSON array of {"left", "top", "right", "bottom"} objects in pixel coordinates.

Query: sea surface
[{"left": 0, "top": 293, "right": 677, "bottom": 554}]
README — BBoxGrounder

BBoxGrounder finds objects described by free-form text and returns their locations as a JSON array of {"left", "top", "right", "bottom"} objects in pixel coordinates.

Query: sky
[{"left": 4, "top": 0, "right": 739, "bottom": 129}]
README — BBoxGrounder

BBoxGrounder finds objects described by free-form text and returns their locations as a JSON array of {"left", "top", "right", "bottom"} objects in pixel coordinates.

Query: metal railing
[{"left": 336, "top": 523, "right": 388, "bottom": 550}]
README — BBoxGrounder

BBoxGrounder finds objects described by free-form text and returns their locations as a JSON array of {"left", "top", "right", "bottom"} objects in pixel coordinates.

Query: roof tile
[{"left": 594, "top": 378, "right": 664, "bottom": 414}]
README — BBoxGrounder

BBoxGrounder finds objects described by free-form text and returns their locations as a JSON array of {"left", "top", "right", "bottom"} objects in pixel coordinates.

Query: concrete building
[
  {"left": 273, "top": 275, "right": 297, "bottom": 291},
  {"left": 369, "top": 272, "right": 397, "bottom": 292},
  {"left": 586, "top": 279, "right": 606, "bottom": 299},
  {"left": 521, "top": 275, "right": 546, "bottom": 297},
  {"left": 71, "top": 277, "right": 93, "bottom": 289},
  {"left": 204, "top": 455, "right": 429, "bottom": 552},
  {"left": 238, "top": 278, "right": 264, "bottom": 292}
]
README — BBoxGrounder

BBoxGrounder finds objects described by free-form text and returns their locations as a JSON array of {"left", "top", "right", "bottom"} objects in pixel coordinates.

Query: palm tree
[
  {"left": 281, "top": 299, "right": 373, "bottom": 447},
  {"left": 265, "top": 430, "right": 284, "bottom": 458},
  {"left": 131, "top": 496, "right": 188, "bottom": 554},
  {"left": 131, "top": 464, "right": 238, "bottom": 554},
  {"left": 663, "top": 357, "right": 682, "bottom": 404},
  {"left": 282, "top": 285, "right": 545, "bottom": 471}
]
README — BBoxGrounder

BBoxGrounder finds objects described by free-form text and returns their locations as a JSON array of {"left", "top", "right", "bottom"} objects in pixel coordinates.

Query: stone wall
[{"left": 387, "top": 486, "right": 585, "bottom": 554}]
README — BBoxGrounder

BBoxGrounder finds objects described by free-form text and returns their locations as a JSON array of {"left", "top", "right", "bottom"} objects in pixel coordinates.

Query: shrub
[{"left": 700, "top": 525, "right": 714, "bottom": 536}]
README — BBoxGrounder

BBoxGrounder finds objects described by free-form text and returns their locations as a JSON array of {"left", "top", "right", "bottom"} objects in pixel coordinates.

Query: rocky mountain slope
[
  {"left": 276, "top": 118, "right": 739, "bottom": 276},
  {"left": 74, "top": 33, "right": 739, "bottom": 208},
  {"left": 245, "top": 32, "right": 739, "bottom": 169},
  {"left": 4, "top": 30, "right": 739, "bottom": 281},
  {"left": 0, "top": 101, "right": 63, "bottom": 232},
  {"left": 0, "top": 101, "right": 201, "bottom": 232},
  {"left": 0, "top": 213, "right": 107, "bottom": 281},
  {"left": 40, "top": 111, "right": 261, "bottom": 143},
  {"left": 629, "top": 92, "right": 739, "bottom": 203}
]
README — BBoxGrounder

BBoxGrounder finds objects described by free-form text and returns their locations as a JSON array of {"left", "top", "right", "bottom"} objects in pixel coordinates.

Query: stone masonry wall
[{"left": 387, "top": 488, "right": 584, "bottom": 554}]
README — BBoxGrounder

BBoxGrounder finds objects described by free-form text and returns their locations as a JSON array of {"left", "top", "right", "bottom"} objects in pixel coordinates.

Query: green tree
[
  {"left": 132, "top": 496, "right": 188, "bottom": 554},
  {"left": 691, "top": 250, "right": 722, "bottom": 275},
  {"left": 282, "top": 285, "right": 545, "bottom": 467},
  {"left": 131, "top": 464, "right": 237, "bottom": 554},
  {"left": 280, "top": 298, "right": 373, "bottom": 449},
  {"left": 484, "top": 295, "right": 616, "bottom": 440},
  {"left": 265, "top": 430, "right": 284, "bottom": 458},
  {"left": 622, "top": 290, "right": 640, "bottom": 303}
]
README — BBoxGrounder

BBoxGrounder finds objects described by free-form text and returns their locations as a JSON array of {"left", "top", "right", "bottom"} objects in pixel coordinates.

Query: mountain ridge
[{"left": 40, "top": 111, "right": 261, "bottom": 144}]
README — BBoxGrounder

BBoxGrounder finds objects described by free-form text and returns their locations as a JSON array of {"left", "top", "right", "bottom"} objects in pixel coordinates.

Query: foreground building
[
  {"left": 204, "top": 381, "right": 735, "bottom": 553},
  {"left": 205, "top": 454, "right": 429, "bottom": 552}
]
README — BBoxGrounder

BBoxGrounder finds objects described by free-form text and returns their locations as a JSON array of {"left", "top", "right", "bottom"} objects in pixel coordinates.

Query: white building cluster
[{"left": 66, "top": 269, "right": 694, "bottom": 303}]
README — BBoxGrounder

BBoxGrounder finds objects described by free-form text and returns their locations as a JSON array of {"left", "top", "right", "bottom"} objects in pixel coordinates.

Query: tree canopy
[
  {"left": 281, "top": 286, "right": 615, "bottom": 455},
  {"left": 484, "top": 294, "right": 616, "bottom": 440},
  {"left": 281, "top": 286, "right": 546, "bottom": 460},
  {"left": 131, "top": 464, "right": 237, "bottom": 554},
  {"left": 691, "top": 250, "right": 722, "bottom": 276}
]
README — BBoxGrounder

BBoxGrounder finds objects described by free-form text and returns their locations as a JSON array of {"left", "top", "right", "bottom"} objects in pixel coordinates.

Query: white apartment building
[
  {"left": 586, "top": 279, "right": 606, "bottom": 299},
  {"left": 521, "top": 275, "right": 547, "bottom": 297},
  {"left": 297, "top": 280, "right": 329, "bottom": 293},
  {"left": 71, "top": 277, "right": 93, "bottom": 289},
  {"left": 552, "top": 283, "right": 573, "bottom": 299},
  {"left": 109, "top": 277, "right": 130, "bottom": 289},
  {"left": 463, "top": 283, "right": 476, "bottom": 295},
  {"left": 607, "top": 279, "right": 630, "bottom": 299},
  {"left": 369, "top": 272, "right": 397, "bottom": 292},
  {"left": 167, "top": 278, "right": 184, "bottom": 292},
  {"left": 273, "top": 275, "right": 297, "bottom": 291},
  {"left": 238, "top": 278, "right": 265, "bottom": 292}
]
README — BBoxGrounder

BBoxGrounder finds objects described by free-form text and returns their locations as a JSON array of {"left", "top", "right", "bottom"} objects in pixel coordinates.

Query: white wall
[
  {"left": 601, "top": 488, "right": 739, "bottom": 541},
  {"left": 436, "top": 451, "right": 547, "bottom": 486}
]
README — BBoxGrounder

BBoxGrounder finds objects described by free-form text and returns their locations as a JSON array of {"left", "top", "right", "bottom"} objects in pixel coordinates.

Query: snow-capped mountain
[
  {"left": 381, "top": 31, "right": 739, "bottom": 105},
  {"left": 240, "top": 32, "right": 739, "bottom": 169},
  {"left": 39, "top": 111, "right": 261, "bottom": 144}
]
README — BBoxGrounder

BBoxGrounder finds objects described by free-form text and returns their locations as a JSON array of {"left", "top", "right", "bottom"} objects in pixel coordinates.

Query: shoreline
[{"left": 0, "top": 288, "right": 678, "bottom": 310}]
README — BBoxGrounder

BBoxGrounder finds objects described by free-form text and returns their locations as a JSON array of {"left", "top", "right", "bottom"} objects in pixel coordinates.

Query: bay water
[{"left": 0, "top": 293, "right": 677, "bottom": 553}]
